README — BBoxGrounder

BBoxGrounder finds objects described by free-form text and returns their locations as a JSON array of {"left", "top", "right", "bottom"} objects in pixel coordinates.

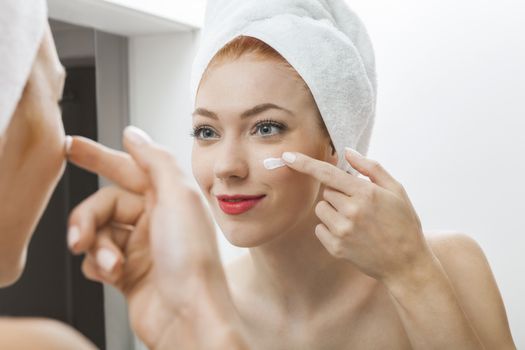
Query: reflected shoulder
[{"left": 0, "top": 317, "right": 96, "bottom": 350}]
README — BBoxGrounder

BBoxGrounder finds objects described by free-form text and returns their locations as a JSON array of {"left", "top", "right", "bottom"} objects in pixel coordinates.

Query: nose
[{"left": 213, "top": 139, "right": 249, "bottom": 181}]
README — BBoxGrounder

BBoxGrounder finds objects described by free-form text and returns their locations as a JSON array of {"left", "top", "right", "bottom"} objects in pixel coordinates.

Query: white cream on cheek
[{"left": 263, "top": 157, "right": 286, "bottom": 170}]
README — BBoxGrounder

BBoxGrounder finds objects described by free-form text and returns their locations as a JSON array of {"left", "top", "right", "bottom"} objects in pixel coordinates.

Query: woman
[
  {"left": 0, "top": 1, "right": 95, "bottom": 348},
  {"left": 68, "top": 1, "right": 516, "bottom": 349}
]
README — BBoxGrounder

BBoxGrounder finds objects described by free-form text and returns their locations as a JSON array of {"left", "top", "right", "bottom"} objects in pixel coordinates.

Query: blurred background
[{"left": 2, "top": 0, "right": 522, "bottom": 348}]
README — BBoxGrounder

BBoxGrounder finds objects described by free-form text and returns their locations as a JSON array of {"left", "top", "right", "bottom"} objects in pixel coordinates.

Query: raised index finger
[
  {"left": 281, "top": 151, "right": 369, "bottom": 196},
  {"left": 67, "top": 136, "right": 149, "bottom": 194}
]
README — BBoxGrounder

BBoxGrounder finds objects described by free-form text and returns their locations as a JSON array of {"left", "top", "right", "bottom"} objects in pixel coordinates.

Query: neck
[{"left": 247, "top": 206, "right": 361, "bottom": 314}]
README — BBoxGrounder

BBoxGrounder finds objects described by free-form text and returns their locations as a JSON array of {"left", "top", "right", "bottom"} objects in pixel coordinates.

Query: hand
[
  {"left": 67, "top": 127, "right": 246, "bottom": 349},
  {"left": 281, "top": 148, "right": 436, "bottom": 288}
]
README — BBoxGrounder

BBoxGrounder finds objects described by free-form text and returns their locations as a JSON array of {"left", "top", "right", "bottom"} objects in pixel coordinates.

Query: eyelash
[{"left": 189, "top": 119, "right": 288, "bottom": 140}]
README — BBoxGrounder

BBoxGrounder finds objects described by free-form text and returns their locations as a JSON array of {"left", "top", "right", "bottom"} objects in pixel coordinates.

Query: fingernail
[
  {"left": 345, "top": 147, "right": 362, "bottom": 158},
  {"left": 282, "top": 152, "right": 296, "bottom": 163},
  {"left": 96, "top": 248, "right": 118, "bottom": 273},
  {"left": 64, "top": 135, "right": 72, "bottom": 155},
  {"left": 67, "top": 226, "right": 80, "bottom": 249},
  {"left": 124, "top": 125, "right": 152, "bottom": 146},
  {"left": 263, "top": 157, "right": 286, "bottom": 170}
]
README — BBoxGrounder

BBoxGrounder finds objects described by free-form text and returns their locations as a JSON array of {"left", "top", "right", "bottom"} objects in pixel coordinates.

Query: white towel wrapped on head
[
  {"left": 0, "top": 0, "right": 47, "bottom": 136},
  {"left": 190, "top": 0, "right": 377, "bottom": 173}
]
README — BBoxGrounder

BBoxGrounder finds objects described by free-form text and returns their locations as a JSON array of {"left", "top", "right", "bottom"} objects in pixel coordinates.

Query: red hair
[{"left": 205, "top": 36, "right": 309, "bottom": 91}]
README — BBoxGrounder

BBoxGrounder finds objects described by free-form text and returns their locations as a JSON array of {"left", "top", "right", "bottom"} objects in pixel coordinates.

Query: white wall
[
  {"left": 127, "top": 0, "right": 524, "bottom": 346},
  {"left": 348, "top": 0, "right": 525, "bottom": 345},
  {"left": 129, "top": 32, "right": 197, "bottom": 157},
  {"left": 101, "top": 0, "right": 206, "bottom": 28},
  {"left": 48, "top": 0, "right": 205, "bottom": 35}
]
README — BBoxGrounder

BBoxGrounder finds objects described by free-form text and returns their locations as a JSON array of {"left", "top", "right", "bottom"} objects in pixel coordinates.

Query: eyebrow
[{"left": 192, "top": 103, "right": 294, "bottom": 120}]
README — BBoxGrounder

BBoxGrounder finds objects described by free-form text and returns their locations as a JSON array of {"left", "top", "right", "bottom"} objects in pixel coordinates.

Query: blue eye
[
  {"left": 190, "top": 125, "right": 218, "bottom": 140},
  {"left": 252, "top": 119, "right": 286, "bottom": 137}
]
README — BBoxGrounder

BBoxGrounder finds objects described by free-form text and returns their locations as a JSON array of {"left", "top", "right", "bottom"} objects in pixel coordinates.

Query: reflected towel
[{"left": 0, "top": 0, "right": 47, "bottom": 136}]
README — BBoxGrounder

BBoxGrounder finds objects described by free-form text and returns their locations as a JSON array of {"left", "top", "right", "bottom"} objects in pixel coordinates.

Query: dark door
[{"left": 0, "top": 65, "right": 106, "bottom": 349}]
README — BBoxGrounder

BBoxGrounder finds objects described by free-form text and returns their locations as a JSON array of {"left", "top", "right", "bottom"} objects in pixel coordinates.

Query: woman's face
[
  {"left": 192, "top": 55, "right": 337, "bottom": 247},
  {"left": 0, "top": 25, "right": 66, "bottom": 286}
]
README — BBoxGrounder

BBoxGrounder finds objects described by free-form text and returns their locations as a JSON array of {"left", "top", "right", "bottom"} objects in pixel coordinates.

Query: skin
[
  {"left": 0, "top": 25, "right": 95, "bottom": 349},
  {"left": 0, "top": 318, "right": 95, "bottom": 350},
  {"left": 67, "top": 54, "right": 516, "bottom": 349},
  {"left": 0, "top": 25, "right": 66, "bottom": 286}
]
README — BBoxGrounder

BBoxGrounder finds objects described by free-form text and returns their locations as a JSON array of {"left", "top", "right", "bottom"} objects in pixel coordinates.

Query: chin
[
  {"left": 0, "top": 249, "right": 27, "bottom": 288},
  {"left": 219, "top": 221, "right": 280, "bottom": 248}
]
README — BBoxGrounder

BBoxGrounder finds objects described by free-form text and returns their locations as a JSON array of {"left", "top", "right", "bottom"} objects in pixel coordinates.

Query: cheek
[
  {"left": 265, "top": 144, "right": 326, "bottom": 212},
  {"left": 252, "top": 142, "right": 325, "bottom": 205},
  {"left": 256, "top": 151, "right": 320, "bottom": 215},
  {"left": 273, "top": 168, "right": 320, "bottom": 210},
  {"left": 191, "top": 146, "right": 213, "bottom": 194}
]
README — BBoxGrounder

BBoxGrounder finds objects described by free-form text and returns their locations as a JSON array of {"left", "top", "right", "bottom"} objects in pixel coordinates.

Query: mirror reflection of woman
[{"left": 67, "top": 0, "right": 516, "bottom": 349}]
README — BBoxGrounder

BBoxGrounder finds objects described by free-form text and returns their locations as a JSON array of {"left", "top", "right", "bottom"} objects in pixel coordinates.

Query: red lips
[{"left": 216, "top": 194, "right": 266, "bottom": 215}]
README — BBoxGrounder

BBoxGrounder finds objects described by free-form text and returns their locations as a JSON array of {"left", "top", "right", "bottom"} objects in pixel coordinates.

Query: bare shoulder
[
  {"left": 425, "top": 231, "right": 500, "bottom": 285},
  {"left": 425, "top": 231, "right": 488, "bottom": 268},
  {"left": 425, "top": 231, "right": 516, "bottom": 349},
  {"left": 0, "top": 317, "right": 96, "bottom": 350}
]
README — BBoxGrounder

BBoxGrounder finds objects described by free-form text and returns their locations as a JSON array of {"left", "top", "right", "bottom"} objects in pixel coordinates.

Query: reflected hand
[
  {"left": 67, "top": 127, "right": 246, "bottom": 349},
  {"left": 281, "top": 148, "right": 436, "bottom": 288}
]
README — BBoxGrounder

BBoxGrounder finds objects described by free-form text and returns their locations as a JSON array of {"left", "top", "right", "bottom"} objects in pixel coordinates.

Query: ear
[{"left": 324, "top": 139, "right": 338, "bottom": 166}]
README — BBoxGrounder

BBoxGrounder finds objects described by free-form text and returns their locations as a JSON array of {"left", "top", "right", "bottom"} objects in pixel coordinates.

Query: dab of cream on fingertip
[{"left": 263, "top": 157, "right": 286, "bottom": 170}]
